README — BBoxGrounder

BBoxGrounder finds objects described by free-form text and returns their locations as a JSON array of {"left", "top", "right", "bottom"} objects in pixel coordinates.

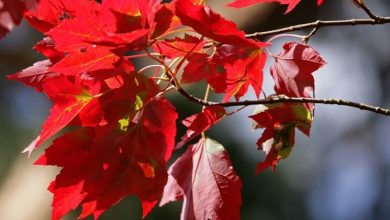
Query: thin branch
[
  {"left": 175, "top": 87, "right": 390, "bottom": 116},
  {"left": 302, "top": 27, "right": 318, "bottom": 43},
  {"left": 246, "top": 17, "right": 390, "bottom": 38},
  {"left": 353, "top": 0, "right": 384, "bottom": 21}
]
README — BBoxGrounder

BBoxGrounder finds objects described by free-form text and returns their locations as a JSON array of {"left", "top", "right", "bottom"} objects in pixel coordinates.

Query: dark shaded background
[{"left": 0, "top": 1, "right": 389, "bottom": 219}]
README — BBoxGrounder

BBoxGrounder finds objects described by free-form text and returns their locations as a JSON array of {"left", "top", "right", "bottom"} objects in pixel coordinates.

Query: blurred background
[{"left": 0, "top": 1, "right": 389, "bottom": 219}]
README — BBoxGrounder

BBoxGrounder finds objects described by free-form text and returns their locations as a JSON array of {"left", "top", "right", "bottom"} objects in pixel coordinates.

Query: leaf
[
  {"left": 102, "top": 0, "right": 161, "bottom": 33},
  {"left": 161, "top": 137, "right": 242, "bottom": 220},
  {"left": 36, "top": 98, "right": 178, "bottom": 220},
  {"left": 182, "top": 44, "right": 267, "bottom": 101},
  {"left": 181, "top": 53, "right": 218, "bottom": 84},
  {"left": 44, "top": 0, "right": 154, "bottom": 53},
  {"left": 227, "top": 0, "right": 325, "bottom": 13},
  {"left": 175, "top": 0, "right": 266, "bottom": 48},
  {"left": 150, "top": 3, "right": 181, "bottom": 39},
  {"left": 177, "top": 106, "right": 226, "bottom": 149},
  {"left": 48, "top": 13, "right": 149, "bottom": 53},
  {"left": 35, "top": 128, "right": 93, "bottom": 220},
  {"left": 249, "top": 103, "right": 312, "bottom": 173},
  {"left": 24, "top": 0, "right": 101, "bottom": 33},
  {"left": 49, "top": 46, "right": 121, "bottom": 76},
  {"left": 7, "top": 60, "right": 59, "bottom": 91},
  {"left": 0, "top": 0, "right": 25, "bottom": 38},
  {"left": 23, "top": 76, "right": 101, "bottom": 156},
  {"left": 46, "top": 15, "right": 108, "bottom": 53},
  {"left": 270, "top": 42, "right": 325, "bottom": 111},
  {"left": 210, "top": 45, "right": 267, "bottom": 101}
]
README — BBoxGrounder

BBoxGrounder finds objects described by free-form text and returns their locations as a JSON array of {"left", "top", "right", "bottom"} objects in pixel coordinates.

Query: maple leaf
[
  {"left": 175, "top": 0, "right": 266, "bottom": 48},
  {"left": 177, "top": 106, "right": 226, "bottom": 149},
  {"left": 99, "top": 0, "right": 180, "bottom": 41},
  {"left": 150, "top": 2, "right": 181, "bottom": 39},
  {"left": 210, "top": 45, "right": 267, "bottom": 101},
  {"left": 47, "top": 9, "right": 149, "bottom": 53},
  {"left": 181, "top": 53, "right": 218, "bottom": 84},
  {"left": 0, "top": 0, "right": 25, "bottom": 38},
  {"left": 182, "top": 44, "right": 267, "bottom": 101},
  {"left": 22, "top": 76, "right": 101, "bottom": 156},
  {"left": 270, "top": 42, "right": 326, "bottom": 111},
  {"left": 102, "top": 0, "right": 160, "bottom": 32},
  {"left": 7, "top": 60, "right": 59, "bottom": 91},
  {"left": 250, "top": 103, "right": 312, "bottom": 173},
  {"left": 36, "top": 98, "right": 178, "bottom": 220},
  {"left": 227, "top": 0, "right": 325, "bottom": 13},
  {"left": 24, "top": 0, "right": 101, "bottom": 33},
  {"left": 161, "top": 137, "right": 242, "bottom": 220},
  {"left": 49, "top": 46, "right": 121, "bottom": 76}
]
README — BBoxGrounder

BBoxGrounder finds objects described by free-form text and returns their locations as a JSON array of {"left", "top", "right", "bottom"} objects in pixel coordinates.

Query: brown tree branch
[
  {"left": 246, "top": 17, "right": 390, "bottom": 38},
  {"left": 175, "top": 86, "right": 390, "bottom": 116}
]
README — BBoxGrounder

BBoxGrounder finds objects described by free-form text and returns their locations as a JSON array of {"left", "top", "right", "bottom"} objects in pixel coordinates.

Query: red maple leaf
[
  {"left": 175, "top": 0, "right": 266, "bottom": 48},
  {"left": 7, "top": 60, "right": 59, "bottom": 91},
  {"left": 181, "top": 53, "right": 217, "bottom": 84},
  {"left": 181, "top": 44, "right": 267, "bottom": 101},
  {"left": 250, "top": 103, "right": 312, "bottom": 173},
  {"left": 227, "top": 0, "right": 325, "bottom": 13},
  {"left": 0, "top": 0, "right": 25, "bottom": 38},
  {"left": 210, "top": 45, "right": 267, "bottom": 101},
  {"left": 270, "top": 42, "right": 326, "bottom": 111},
  {"left": 47, "top": 15, "right": 149, "bottom": 53},
  {"left": 102, "top": 0, "right": 161, "bottom": 32},
  {"left": 24, "top": 0, "right": 101, "bottom": 33},
  {"left": 161, "top": 137, "right": 242, "bottom": 220},
  {"left": 177, "top": 106, "right": 226, "bottom": 149},
  {"left": 150, "top": 2, "right": 181, "bottom": 39},
  {"left": 22, "top": 75, "right": 101, "bottom": 156},
  {"left": 49, "top": 46, "right": 121, "bottom": 76}
]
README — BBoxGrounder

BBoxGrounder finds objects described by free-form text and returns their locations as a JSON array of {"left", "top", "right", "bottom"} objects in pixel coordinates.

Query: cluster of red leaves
[{"left": 4, "top": 0, "right": 326, "bottom": 219}]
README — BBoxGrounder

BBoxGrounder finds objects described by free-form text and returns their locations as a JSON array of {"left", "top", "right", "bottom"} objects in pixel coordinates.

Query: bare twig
[
  {"left": 353, "top": 0, "right": 384, "bottom": 21},
  {"left": 246, "top": 17, "right": 390, "bottom": 38},
  {"left": 302, "top": 27, "right": 318, "bottom": 43}
]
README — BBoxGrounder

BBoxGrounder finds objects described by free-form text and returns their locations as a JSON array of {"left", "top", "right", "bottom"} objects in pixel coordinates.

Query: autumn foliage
[{"left": 2, "top": 0, "right": 329, "bottom": 219}]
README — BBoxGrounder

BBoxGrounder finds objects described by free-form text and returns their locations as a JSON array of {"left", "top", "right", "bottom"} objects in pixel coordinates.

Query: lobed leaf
[
  {"left": 271, "top": 42, "right": 326, "bottom": 111},
  {"left": 250, "top": 103, "right": 312, "bottom": 173},
  {"left": 161, "top": 137, "right": 242, "bottom": 220}
]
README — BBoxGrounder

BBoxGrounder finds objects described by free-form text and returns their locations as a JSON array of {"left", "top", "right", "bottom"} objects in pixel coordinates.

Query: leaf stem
[
  {"left": 266, "top": 34, "right": 304, "bottom": 43},
  {"left": 201, "top": 84, "right": 211, "bottom": 139}
]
